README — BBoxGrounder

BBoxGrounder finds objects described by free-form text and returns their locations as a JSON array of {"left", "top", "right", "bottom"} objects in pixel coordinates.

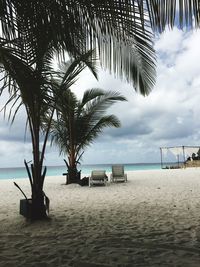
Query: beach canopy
[
  {"left": 160, "top": 146, "right": 200, "bottom": 168},
  {"left": 160, "top": 146, "right": 200, "bottom": 157}
]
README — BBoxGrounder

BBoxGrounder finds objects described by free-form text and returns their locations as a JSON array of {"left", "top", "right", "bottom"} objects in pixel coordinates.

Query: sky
[{"left": 1, "top": 27, "right": 200, "bottom": 167}]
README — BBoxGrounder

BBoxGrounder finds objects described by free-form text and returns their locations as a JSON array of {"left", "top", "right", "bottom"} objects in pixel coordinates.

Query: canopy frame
[{"left": 160, "top": 146, "right": 200, "bottom": 169}]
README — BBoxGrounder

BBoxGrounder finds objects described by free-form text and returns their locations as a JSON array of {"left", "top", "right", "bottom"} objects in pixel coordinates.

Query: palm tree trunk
[
  {"left": 67, "top": 149, "right": 80, "bottom": 184},
  {"left": 29, "top": 111, "right": 47, "bottom": 220},
  {"left": 67, "top": 104, "right": 80, "bottom": 184},
  {"left": 31, "top": 187, "right": 47, "bottom": 219}
]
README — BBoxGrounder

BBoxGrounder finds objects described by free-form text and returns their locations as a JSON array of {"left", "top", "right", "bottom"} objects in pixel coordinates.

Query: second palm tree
[{"left": 51, "top": 88, "right": 126, "bottom": 184}]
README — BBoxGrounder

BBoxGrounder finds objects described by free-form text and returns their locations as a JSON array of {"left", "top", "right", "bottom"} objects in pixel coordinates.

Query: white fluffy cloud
[{"left": 1, "top": 28, "right": 200, "bottom": 167}]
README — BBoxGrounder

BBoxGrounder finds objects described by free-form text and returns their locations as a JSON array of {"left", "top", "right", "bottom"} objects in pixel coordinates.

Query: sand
[{"left": 1, "top": 168, "right": 200, "bottom": 266}]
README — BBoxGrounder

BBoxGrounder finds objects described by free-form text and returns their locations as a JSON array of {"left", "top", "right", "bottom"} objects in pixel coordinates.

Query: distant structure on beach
[{"left": 160, "top": 146, "right": 200, "bottom": 169}]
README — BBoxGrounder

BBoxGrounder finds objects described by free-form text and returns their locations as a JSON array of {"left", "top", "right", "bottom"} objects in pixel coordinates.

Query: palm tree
[
  {"left": 0, "top": 42, "right": 58, "bottom": 219},
  {"left": 0, "top": 44, "right": 97, "bottom": 219},
  {"left": 50, "top": 88, "right": 127, "bottom": 184}
]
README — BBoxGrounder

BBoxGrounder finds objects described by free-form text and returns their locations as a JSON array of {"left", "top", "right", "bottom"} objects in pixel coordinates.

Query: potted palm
[
  {"left": 50, "top": 86, "right": 127, "bottom": 184},
  {"left": 0, "top": 43, "right": 55, "bottom": 219}
]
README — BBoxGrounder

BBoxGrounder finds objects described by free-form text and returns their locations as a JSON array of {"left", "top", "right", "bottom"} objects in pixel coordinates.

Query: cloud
[
  {"left": 1, "top": 28, "right": 200, "bottom": 166},
  {"left": 83, "top": 29, "right": 200, "bottom": 163},
  {"left": 0, "top": 140, "right": 32, "bottom": 167},
  {"left": 0, "top": 108, "right": 31, "bottom": 143},
  {"left": 155, "top": 27, "right": 184, "bottom": 54}
]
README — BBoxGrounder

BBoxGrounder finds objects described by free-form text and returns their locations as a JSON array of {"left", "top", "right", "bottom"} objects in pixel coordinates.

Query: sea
[{"left": 0, "top": 162, "right": 175, "bottom": 180}]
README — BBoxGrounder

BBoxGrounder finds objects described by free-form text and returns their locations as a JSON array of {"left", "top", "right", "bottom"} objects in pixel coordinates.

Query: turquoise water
[{"left": 0, "top": 163, "right": 163, "bottom": 180}]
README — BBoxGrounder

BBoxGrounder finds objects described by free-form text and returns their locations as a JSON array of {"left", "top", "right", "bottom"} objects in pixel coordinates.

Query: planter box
[
  {"left": 20, "top": 199, "right": 32, "bottom": 218},
  {"left": 63, "top": 171, "right": 81, "bottom": 184}
]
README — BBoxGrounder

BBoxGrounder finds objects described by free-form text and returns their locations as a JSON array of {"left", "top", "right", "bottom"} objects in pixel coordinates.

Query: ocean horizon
[{"left": 0, "top": 162, "right": 179, "bottom": 180}]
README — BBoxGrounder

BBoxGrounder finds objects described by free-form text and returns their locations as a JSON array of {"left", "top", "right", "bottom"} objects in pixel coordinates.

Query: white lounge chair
[
  {"left": 110, "top": 165, "right": 127, "bottom": 183},
  {"left": 89, "top": 170, "right": 107, "bottom": 187}
]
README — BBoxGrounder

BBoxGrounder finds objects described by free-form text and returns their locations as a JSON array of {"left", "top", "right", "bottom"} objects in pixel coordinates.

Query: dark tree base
[
  {"left": 20, "top": 199, "right": 32, "bottom": 218},
  {"left": 19, "top": 198, "right": 49, "bottom": 221},
  {"left": 63, "top": 170, "right": 81, "bottom": 185},
  {"left": 67, "top": 179, "right": 81, "bottom": 184}
]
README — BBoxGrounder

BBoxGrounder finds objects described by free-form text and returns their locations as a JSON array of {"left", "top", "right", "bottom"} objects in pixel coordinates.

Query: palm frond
[
  {"left": 58, "top": 49, "right": 98, "bottom": 90},
  {"left": 146, "top": 0, "right": 200, "bottom": 31},
  {"left": 50, "top": 119, "right": 69, "bottom": 155},
  {"left": 0, "top": 45, "right": 54, "bottom": 120},
  {"left": 83, "top": 89, "right": 127, "bottom": 118},
  {"left": 0, "top": 1, "right": 157, "bottom": 94},
  {"left": 76, "top": 114, "right": 121, "bottom": 153},
  {"left": 80, "top": 88, "right": 105, "bottom": 108}
]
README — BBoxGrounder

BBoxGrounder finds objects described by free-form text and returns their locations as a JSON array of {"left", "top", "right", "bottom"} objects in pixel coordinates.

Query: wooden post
[
  {"left": 177, "top": 154, "right": 179, "bottom": 168},
  {"left": 183, "top": 146, "right": 186, "bottom": 168},
  {"left": 160, "top": 147, "right": 163, "bottom": 169}
]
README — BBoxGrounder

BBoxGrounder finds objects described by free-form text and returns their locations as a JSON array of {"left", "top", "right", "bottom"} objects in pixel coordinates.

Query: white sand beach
[{"left": 1, "top": 168, "right": 200, "bottom": 267}]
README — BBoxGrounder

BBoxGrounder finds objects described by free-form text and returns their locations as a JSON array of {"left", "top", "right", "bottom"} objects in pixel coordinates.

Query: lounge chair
[
  {"left": 110, "top": 165, "right": 127, "bottom": 183},
  {"left": 89, "top": 170, "right": 107, "bottom": 187}
]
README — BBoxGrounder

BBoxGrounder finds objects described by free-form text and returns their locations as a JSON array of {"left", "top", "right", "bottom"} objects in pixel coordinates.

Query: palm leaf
[
  {"left": 0, "top": 1, "right": 157, "bottom": 94},
  {"left": 76, "top": 115, "right": 121, "bottom": 153}
]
